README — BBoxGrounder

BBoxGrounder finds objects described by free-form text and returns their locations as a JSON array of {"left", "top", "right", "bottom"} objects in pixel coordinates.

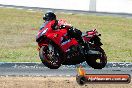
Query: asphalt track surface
[{"left": 0, "top": 62, "right": 132, "bottom": 76}]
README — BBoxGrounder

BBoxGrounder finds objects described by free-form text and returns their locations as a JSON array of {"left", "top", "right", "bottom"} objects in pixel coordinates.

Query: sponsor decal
[
  {"left": 61, "top": 39, "right": 71, "bottom": 46},
  {"left": 76, "top": 66, "right": 131, "bottom": 85}
]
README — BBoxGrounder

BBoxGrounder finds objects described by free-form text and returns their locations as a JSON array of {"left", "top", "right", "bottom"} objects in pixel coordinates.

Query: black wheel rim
[{"left": 43, "top": 44, "right": 61, "bottom": 67}]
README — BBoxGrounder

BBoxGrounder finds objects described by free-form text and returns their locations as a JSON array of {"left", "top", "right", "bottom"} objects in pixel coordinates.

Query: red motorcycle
[{"left": 36, "top": 20, "right": 107, "bottom": 69}]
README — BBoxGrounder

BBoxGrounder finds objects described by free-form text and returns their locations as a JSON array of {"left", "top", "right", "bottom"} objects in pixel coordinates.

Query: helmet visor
[{"left": 43, "top": 17, "right": 47, "bottom": 20}]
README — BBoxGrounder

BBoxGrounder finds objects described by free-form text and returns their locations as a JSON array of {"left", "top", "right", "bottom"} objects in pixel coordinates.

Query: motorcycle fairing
[
  {"left": 46, "top": 30, "right": 79, "bottom": 52},
  {"left": 61, "top": 38, "right": 78, "bottom": 52}
]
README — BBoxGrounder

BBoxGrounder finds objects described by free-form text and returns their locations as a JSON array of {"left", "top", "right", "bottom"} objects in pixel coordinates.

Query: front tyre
[
  {"left": 39, "top": 45, "right": 62, "bottom": 69},
  {"left": 86, "top": 47, "right": 107, "bottom": 69}
]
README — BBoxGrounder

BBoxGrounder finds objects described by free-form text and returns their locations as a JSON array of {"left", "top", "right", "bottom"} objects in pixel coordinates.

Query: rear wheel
[
  {"left": 39, "top": 44, "right": 62, "bottom": 69},
  {"left": 86, "top": 47, "right": 107, "bottom": 69}
]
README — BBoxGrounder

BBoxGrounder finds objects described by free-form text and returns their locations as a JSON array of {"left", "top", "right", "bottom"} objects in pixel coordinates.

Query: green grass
[{"left": 0, "top": 8, "right": 132, "bottom": 62}]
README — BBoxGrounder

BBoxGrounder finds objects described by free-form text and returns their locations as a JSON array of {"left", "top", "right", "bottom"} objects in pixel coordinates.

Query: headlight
[{"left": 41, "top": 28, "right": 48, "bottom": 36}]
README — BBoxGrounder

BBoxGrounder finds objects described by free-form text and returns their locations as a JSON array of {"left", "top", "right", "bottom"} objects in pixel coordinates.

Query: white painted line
[
  {"left": 0, "top": 6, "right": 4, "bottom": 8},
  {"left": 28, "top": 9, "right": 33, "bottom": 11},
  {"left": 16, "top": 8, "right": 23, "bottom": 10}
]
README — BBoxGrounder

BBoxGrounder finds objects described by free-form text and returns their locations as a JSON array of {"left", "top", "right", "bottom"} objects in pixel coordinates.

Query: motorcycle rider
[{"left": 41, "top": 12, "right": 85, "bottom": 46}]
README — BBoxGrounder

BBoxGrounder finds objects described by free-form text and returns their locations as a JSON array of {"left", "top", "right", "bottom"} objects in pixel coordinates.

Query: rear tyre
[
  {"left": 86, "top": 47, "right": 107, "bottom": 69},
  {"left": 39, "top": 44, "right": 62, "bottom": 69}
]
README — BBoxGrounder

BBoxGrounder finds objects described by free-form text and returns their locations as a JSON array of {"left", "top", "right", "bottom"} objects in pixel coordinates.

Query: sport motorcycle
[{"left": 36, "top": 20, "right": 107, "bottom": 69}]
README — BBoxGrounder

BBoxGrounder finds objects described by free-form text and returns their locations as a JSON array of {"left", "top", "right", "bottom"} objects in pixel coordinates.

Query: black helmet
[{"left": 43, "top": 12, "right": 56, "bottom": 21}]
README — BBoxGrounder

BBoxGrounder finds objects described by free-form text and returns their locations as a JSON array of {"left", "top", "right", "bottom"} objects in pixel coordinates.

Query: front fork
[{"left": 37, "top": 44, "right": 48, "bottom": 51}]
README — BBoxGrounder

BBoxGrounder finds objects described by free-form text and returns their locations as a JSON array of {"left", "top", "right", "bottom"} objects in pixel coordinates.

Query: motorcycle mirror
[
  {"left": 98, "top": 34, "right": 101, "bottom": 36},
  {"left": 93, "top": 29, "right": 96, "bottom": 31}
]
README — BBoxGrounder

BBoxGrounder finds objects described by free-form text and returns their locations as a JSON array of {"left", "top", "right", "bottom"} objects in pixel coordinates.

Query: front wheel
[
  {"left": 39, "top": 44, "right": 62, "bottom": 69},
  {"left": 86, "top": 47, "right": 107, "bottom": 69}
]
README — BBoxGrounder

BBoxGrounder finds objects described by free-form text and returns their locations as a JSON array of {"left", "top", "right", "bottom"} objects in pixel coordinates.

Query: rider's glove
[{"left": 51, "top": 20, "right": 58, "bottom": 30}]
